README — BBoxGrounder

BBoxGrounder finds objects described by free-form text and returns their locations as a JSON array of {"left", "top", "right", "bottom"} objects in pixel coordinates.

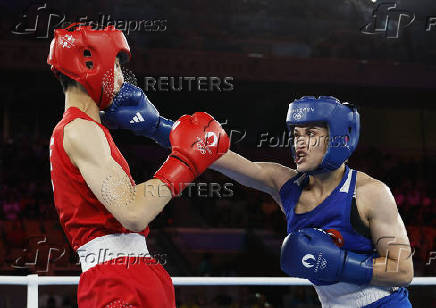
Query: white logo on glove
[
  {"left": 320, "top": 257, "right": 328, "bottom": 270},
  {"left": 129, "top": 112, "right": 145, "bottom": 123},
  {"left": 196, "top": 132, "right": 218, "bottom": 155},
  {"left": 302, "top": 254, "right": 316, "bottom": 268},
  {"left": 204, "top": 131, "right": 218, "bottom": 147}
]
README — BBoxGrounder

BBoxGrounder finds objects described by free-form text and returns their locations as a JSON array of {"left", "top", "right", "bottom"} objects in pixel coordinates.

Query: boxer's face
[{"left": 293, "top": 123, "right": 328, "bottom": 172}]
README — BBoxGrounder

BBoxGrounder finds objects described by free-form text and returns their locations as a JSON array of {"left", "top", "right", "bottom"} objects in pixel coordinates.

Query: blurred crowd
[
  {"left": 1, "top": 132, "right": 435, "bottom": 308},
  {"left": 1, "top": 137, "right": 435, "bottom": 266}
]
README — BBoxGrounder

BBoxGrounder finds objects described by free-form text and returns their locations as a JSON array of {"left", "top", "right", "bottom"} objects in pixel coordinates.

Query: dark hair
[
  {"left": 57, "top": 72, "right": 85, "bottom": 93},
  {"left": 57, "top": 72, "right": 76, "bottom": 92}
]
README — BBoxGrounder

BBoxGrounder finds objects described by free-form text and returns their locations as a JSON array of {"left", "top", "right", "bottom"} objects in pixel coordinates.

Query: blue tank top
[{"left": 279, "top": 165, "right": 373, "bottom": 254}]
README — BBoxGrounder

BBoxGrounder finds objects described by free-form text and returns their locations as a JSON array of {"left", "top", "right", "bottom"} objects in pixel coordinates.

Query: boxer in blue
[{"left": 101, "top": 87, "right": 413, "bottom": 307}]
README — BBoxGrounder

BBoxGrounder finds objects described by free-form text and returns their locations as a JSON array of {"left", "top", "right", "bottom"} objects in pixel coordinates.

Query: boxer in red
[{"left": 47, "top": 23, "right": 229, "bottom": 307}]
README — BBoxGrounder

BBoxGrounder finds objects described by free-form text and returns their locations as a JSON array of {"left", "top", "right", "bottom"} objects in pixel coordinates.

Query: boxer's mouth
[{"left": 295, "top": 150, "right": 307, "bottom": 164}]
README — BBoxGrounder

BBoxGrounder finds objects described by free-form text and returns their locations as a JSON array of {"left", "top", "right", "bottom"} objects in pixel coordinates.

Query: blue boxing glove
[
  {"left": 100, "top": 83, "right": 174, "bottom": 148},
  {"left": 280, "top": 228, "right": 373, "bottom": 285}
]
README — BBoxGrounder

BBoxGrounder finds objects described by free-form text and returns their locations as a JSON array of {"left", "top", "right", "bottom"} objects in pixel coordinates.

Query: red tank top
[{"left": 49, "top": 107, "right": 149, "bottom": 251}]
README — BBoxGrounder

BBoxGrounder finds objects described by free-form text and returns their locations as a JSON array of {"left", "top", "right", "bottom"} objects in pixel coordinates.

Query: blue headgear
[{"left": 286, "top": 96, "right": 360, "bottom": 174}]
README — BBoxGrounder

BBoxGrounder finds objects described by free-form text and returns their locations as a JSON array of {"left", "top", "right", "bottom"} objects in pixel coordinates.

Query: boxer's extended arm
[
  {"left": 210, "top": 150, "right": 296, "bottom": 202},
  {"left": 99, "top": 87, "right": 295, "bottom": 201},
  {"left": 359, "top": 180, "right": 414, "bottom": 287},
  {"left": 64, "top": 119, "right": 171, "bottom": 232}
]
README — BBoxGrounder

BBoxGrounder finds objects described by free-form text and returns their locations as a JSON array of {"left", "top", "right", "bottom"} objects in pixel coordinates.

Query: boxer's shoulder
[
  {"left": 64, "top": 118, "right": 105, "bottom": 149},
  {"left": 355, "top": 171, "right": 389, "bottom": 197},
  {"left": 64, "top": 117, "right": 99, "bottom": 133},
  {"left": 63, "top": 118, "right": 109, "bottom": 166},
  {"left": 355, "top": 170, "right": 394, "bottom": 220},
  {"left": 273, "top": 164, "right": 298, "bottom": 192}
]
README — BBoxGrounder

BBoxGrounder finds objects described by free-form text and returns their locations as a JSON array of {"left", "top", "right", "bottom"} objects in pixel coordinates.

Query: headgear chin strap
[
  {"left": 286, "top": 96, "right": 360, "bottom": 174},
  {"left": 47, "top": 23, "right": 131, "bottom": 110}
]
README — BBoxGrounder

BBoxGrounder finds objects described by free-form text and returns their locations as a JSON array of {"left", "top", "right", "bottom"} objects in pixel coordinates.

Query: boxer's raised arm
[
  {"left": 210, "top": 150, "right": 296, "bottom": 202},
  {"left": 64, "top": 119, "right": 171, "bottom": 232}
]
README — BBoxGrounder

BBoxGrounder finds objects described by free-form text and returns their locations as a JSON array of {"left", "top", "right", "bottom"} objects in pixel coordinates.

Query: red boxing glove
[
  {"left": 154, "top": 112, "right": 230, "bottom": 196},
  {"left": 325, "top": 228, "right": 345, "bottom": 247}
]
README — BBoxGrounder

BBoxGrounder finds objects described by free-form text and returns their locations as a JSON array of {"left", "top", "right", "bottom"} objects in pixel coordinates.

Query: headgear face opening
[
  {"left": 286, "top": 96, "right": 360, "bottom": 174},
  {"left": 47, "top": 23, "right": 131, "bottom": 110}
]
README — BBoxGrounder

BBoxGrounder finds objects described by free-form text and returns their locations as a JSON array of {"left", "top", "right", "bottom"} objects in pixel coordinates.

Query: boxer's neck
[
  {"left": 307, "top": 164, "right": 346, "bottom": 197},
  {"left": 64, "top": 87, "right": 101, "bottom": 123}
]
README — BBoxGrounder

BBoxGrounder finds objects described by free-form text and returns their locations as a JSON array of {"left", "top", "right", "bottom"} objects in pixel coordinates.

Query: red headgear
[{"left": 47, "top": 23, "right": 131, "bottom": 110}]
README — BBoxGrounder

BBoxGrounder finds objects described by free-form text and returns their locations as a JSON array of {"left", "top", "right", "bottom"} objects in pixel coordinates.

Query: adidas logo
[{"left": 130, "top": 112, "right": 145, "bottom": 123}]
